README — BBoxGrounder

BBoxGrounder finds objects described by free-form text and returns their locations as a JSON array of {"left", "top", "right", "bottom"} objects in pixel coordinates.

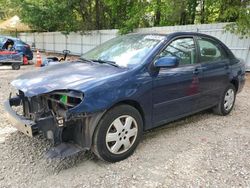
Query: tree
[
  {"left": 0, "top": 0, "right": 20, "bottom": 19},
  {"left": 2, "top": 0, "right": 249, "bottom": 37},
  {"left": 187, "top": 0, "right": 198, "bottom": 24},
  {"left": 6, "top": 0, "right": 79, "bottom": 32},
  {"left": 217, "top": 0, "right": 250, "bottom": 37},
  {"left": 225, "top": 6, "right": 250, "bottom": 38}
]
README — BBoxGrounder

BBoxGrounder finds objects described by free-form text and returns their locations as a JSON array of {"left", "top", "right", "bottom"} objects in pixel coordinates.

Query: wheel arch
[
  {"left": 83, "top": 99, "right": 145, "bottom": 151},
  {"left": 230, "top": 79, "right": 239, "bottom": 92},
  {"left": 112, "top": 100, "right": 145, "bottom": 129},
  {"left": 90, "top": 100, "right": 144, "bottom": 162}
]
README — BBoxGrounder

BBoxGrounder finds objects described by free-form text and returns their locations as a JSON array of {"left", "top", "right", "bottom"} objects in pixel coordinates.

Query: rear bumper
[
  {"left": 237, "top": 72, "right": 246, "bottom": 93},
  {"left": 4, "top": 97, "right": 38, "bottom": 137},
  {"left": 26, "top": 52, "right": 33, "bottom": 60}
]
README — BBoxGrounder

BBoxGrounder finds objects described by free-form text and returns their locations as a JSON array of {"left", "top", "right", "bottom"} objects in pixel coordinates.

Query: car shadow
[
  {"left": 2, "top": 109, "right": 212, "bottom": 173},
  {"left": 0, "top": 68, "right": 19, "bottom": 71},
  {"left": 143, "top": 110, "right": 210, "bottom": 139}
]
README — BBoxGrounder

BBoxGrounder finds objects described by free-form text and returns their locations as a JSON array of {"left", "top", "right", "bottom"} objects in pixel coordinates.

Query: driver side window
[{"left": 158, "top": 38, "right": 196, "bottom": 65}]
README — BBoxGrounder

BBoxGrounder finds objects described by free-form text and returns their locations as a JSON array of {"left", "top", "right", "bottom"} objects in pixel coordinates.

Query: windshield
[
  {"left": 81, "top": 34, "right": 164, "bottom": 68},
  {"left": 0, "top": 37, "right": 5, "bottom": 44}
]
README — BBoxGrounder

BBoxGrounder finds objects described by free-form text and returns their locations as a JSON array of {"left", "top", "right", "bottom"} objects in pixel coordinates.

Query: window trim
[{"left": 195, "top": 36, "right": 228, "bottom": 64}]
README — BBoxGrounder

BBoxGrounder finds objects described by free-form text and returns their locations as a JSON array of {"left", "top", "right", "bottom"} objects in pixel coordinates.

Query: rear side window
[
  {"left": 197, "top": 38, "right": 226, "bottom": 63},
  {"left": 158, "top": 38, "right": 196, "bottom": 65}
]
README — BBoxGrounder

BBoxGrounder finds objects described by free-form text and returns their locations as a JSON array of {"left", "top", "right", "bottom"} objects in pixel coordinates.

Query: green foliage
[
  {"left": 11, "top": 0, "right": 79, "bottom": 32},
  {"left": 0, "top": 0, "right": 19, "bottom": 19},
  {"left": 224, "top": 7, "right": 250, "bottom": 38},
  {"left": 0, "top": 0, "right": 249, "bottom": 37}
]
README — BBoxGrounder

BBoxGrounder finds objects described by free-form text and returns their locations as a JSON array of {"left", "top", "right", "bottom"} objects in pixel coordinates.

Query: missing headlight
[{"left": 45, "top": 90, "right": 83, "bottom": 113}]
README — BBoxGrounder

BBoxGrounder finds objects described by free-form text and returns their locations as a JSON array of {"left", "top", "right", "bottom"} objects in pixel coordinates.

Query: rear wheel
[
  {"left": 12, "top": 63, "right": 20, "bottom": 70},
  {"left": 92, "top": 105, "right": 143, "bottom": 162},
  {"left": 213, "top": 84, "right": 236, "bottom": 115}
]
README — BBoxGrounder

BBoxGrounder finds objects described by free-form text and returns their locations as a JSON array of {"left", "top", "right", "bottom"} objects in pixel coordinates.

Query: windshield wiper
[
  {"left": 78, "top": 57, "right": 94, "bottom": 64},
  {"left": 91, "top": 59, "right": 120, "bottom": 67}
]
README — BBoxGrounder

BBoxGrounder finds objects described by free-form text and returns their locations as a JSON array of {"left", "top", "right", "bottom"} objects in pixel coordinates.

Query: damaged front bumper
[
  {"left": 4, "top": 96, "right": 58, "bottom": 140},
  {"left": 4, "top": 93, "right": 105, "bottom": 157},
  {"left": 4, "top": 97, "right": 38, "bottom": 137},
  {"left": 4, "top": 95, "right": 63, "bottom": 148}
]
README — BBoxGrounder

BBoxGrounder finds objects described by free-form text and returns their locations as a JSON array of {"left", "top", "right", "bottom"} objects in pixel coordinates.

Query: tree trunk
[
  {"left": 95, "top": 0, "right": 101, "bottom": 30},
  {"left": 155, "top": 0, "right": 161, "bottom": 26},
  {"left": 200, "top": 0, "right": 205, "bottom": 24},
  {"left": 189, "top": 0, "right": 198, "bottom": 24},
  {"left": 179, "top": 2, "right": 187, "bottom": 25},
  {"left": 179, "top": 11, "right": 187, "bottom": 25}
]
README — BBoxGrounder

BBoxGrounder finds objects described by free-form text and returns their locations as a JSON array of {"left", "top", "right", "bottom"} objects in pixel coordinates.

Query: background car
[{"left": 0, "top": 35, "right": 33, "bottom": 60}]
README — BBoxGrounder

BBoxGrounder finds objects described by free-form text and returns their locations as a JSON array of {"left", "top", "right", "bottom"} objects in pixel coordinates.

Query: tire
[
  {"left": 213, "top": 84, "right": 236, "bottom": 116},
  {"left": 92, "top": 104, "right": 143, "bottom": 162},
  {"left": 12, "top": 63, "right": 20, "bottom": 70}
]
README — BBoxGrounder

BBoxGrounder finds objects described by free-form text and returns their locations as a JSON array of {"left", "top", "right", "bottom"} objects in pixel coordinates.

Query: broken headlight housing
[{"left": 44, "top": 90, "right": 84, "bottom": 117}]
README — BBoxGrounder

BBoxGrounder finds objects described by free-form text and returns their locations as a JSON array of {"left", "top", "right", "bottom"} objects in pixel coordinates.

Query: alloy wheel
[
  {"left": 224, "top": 88, "right": 235, "bottom": 111},
  {"left": 105, "top": 115, "right": 138, "bottom": 155}
]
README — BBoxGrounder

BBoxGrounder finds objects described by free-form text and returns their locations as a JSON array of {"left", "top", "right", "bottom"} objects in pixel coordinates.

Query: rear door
[
  {"left": 196, "top": 37, "right": 230, "bottom": 108},
  {"left": 152, "top": 37, "right": 202, "bottom": 126}
]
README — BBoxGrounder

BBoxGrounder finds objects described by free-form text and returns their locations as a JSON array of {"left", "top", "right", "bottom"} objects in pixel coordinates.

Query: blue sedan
[
  {"left": 0, "top": 35, "right": 33, "bottom": 60},
  {"left": 4, "top": 32, "right": 246, "bottom": 162}
]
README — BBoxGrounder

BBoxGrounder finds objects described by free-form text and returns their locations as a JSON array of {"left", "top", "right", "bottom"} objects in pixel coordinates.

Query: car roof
[
  {"left": 130, "top": 32, "right": 221, "bottom": 42},
  {"left": 166, "top": 32, "right": 219, "bottom": 40},
  {"left": 145, "top": 32, "right": 219, "bottom": 40},
  {"left": 0, "top": 35, "right": 20, "bottom": 41}
]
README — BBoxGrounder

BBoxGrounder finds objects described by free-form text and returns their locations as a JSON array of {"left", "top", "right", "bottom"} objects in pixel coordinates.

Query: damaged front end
[{"left": 4, "top": 89, "right": 103, "bottom": 157}]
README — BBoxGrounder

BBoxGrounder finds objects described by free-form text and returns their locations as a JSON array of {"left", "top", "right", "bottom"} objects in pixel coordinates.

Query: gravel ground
[{"left": 0, "top": 65, "right": 249, "bottom": 188}]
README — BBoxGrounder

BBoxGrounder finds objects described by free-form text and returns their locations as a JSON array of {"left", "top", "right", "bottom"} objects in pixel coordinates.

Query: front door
[{"left": 152, "top": 37, "right": 202, "bottom": 126}]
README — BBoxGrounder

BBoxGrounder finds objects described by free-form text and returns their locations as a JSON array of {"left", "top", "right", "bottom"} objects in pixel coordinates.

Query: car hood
[{"left": 11, "top": 62, "right": 127, "bottom": 97}]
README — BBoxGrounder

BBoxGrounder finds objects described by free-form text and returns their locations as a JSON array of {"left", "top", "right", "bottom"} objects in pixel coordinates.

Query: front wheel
[
  {"left": 92, "top": 105, "right": 143, "bottom": 162},
  {"left": 213, "top": 84, "right": 236, "bottom": 116}
]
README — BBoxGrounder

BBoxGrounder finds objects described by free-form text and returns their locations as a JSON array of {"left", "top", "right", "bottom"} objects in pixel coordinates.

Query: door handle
[
  {"left": 193, "top": 68, "right": 200, "bottom": 75},
  {"left": 193, "top": 67, "right": 203, "bottom": 75}
]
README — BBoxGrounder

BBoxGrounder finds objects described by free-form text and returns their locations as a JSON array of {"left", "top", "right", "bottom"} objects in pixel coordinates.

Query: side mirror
[{"left": 154, "top": 56, "right": 179, "bottom": 68}]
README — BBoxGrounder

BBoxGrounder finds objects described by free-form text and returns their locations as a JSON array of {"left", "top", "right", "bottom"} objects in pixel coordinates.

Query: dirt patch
[{"left": 0, "top": 65, "right": 249, "bottom": 187}]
